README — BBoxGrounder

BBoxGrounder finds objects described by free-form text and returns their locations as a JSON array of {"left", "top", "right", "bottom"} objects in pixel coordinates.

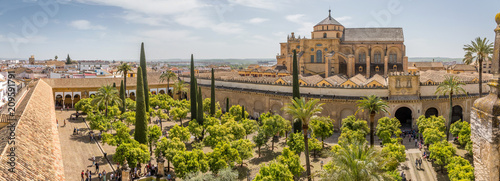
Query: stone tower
[
  {"left": 29, "top": 55, "right": 35, "bottom": 65},
  {"left": 470, "top": 12, "right": 500, "bottom": 181}
]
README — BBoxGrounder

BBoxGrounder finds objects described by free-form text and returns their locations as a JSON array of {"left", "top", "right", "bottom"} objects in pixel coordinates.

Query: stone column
[
  {"left": 157, "top": 157, "right": 165, "bottom": 177},
  {"left": 366, "top": 56, "right": 371, "bottom": 78},
  {"left": 121, "top": 162, "right": 131, "bottom": 181},
  {"left": 324, "top": 58, "right": 329, "bottom": 77},
  {"left": 384, "top": 56, "right": 389, "bottom": 76},
  {"left": 347, "top": 56, "right": 354, "bottom": 77},
  {"left": 403, "top": 56, "right": 408, "bottom": 74}
]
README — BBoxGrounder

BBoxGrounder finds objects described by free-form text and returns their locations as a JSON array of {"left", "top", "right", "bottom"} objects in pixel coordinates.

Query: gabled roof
[
  {"left": 344, "top": 28, "right": 404, "bottom": 42},
  {"left": 365, "top": 74, "right": 386, "bottom": 86},
  {"left": 324, "top": 75, "right": 347, "bottom": 85},
  {"left": 301, "top": 75, "right": 323, "bottom": 85},
  {"left": 450, "top": 64, "right": 476, "bottom": 71},
  {"left": 411, "top": 62, "right": 444, "bottom": 68},
  {"left": 348, "top": 74, "right": 367, "bottom": 85}
]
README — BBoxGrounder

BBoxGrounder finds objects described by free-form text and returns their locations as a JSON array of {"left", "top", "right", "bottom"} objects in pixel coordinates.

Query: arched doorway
[
  {"left": 159, "top": 90, "right": 165, "bottom": 94},
  {"left": 73, "top": 94, "right": 81, "bottom": 107},
  {"left": 55, "top": 95, "right": 63, "bottom": 108},
  {"left": 64, "top": 95, "right": 72, "bottom": 108},
  {"left": 425, "top": 107, "right": 438, "bottom": 118},
  {"left": 129, "top": 92, "right": 136, "bottom": 101},
  {"left": 452, "top": 105, "right": 463, "bottom": 123},
  {"left": 152, "top": 91, "right": 157, "bottom": 95},
  {"left": 395, "top": 107, "right": 412, "bottom": 128}
]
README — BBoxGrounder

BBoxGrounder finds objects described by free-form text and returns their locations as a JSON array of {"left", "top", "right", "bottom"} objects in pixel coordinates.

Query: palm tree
[
  {"left": 173, "top": 80, "right": 188, "bottom": 99},
  {"left": 463, "top": 37, "right": 493, "bottom": 97},
  {"left": 320, "top": 141, "right": 390, "bottom": 181},
  {"left": 356, "top": 95, "right": 389, "bottom": 147},
  {"left": 284, "top": 97, "right": 323, "bottom": 181},
  {"left": 159, "top": 70, "right": 177, "bottom": 97},
  {"left": 91, "top": 85, "right": 122, "bottom": 117},
  {"left": 435, "top": 76, "right": 465, "bottom": 141},
  {"left": 117, "top": 63, "right": 133, "bottom": 96}
]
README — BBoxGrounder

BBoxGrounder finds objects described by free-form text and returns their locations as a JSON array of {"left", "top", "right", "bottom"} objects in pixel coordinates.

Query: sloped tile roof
[
  {"left": 365, "top": 74, "right": 387, "bottom": 86},
  {"left": 301, "top": 75, "right": 323, "bottom": 85},
  {"left": 348, "top": 74, "right": 368, "bottom": 85},
  {"left": 42, "top": 72, "right": 165, "bottom": 88},
  {"left": 344, "top": 28, "right": 404, "bottom": 42},
  {"left": 324, "top": 75, "right": 347, "bottom": 85},
  {"left": 315, "top": 15, "right": 342, "bottom": 26},
  {"left": 0, "top": 80, "right": 65, "bottom": 180}
]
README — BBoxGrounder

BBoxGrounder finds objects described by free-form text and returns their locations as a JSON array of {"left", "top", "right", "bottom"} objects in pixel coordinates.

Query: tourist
[
  {"left": 415, "top": 158, "right": 418, "bottom": 169},
  {"left": 73, "top": 127, "right": 77, "bottom": 135},
  {"left": 96, "top": 162, "right": 100, "bottom": 172},
  {"left": 418, "top": 158, "right": 422, "bottom": 169},
  {"left": 110, "top": 172, "right": 114, "bottom": 181},
  {"left": 56, "top": 119, "right": 59, "bottom": 127},
  {"left": 67, "top": 107, "right": 69, "bottom": 111},
  {"left": 102, "top": 170, "right": 106, "bottom": 181},
  {"left": 89, "top": 170, "right": 92, "bottom": 181},
  {"left": 98, "top": 172, "right": 102, "bottom": 181},
  {"left": 81, "top": 170, "right": 84, "bottom": 181},
  {"left": 167, "top": 174, "right": 172, "bottom": 181},
  {"left": 415, "top": 139, "right": 417, "bottom": 147},
  {"left": 64, "top": 119, "right": 66, "bottom": 127},
  {"left": 61, "top": 107, "right": 63, "bottom": 112},
  {"left": 92, "top": 156, "right": 96, "bottom": 166}
]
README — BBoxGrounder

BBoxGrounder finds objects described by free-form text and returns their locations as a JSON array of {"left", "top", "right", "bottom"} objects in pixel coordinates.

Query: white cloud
[
  {"left": 248, "top": 18, "right": 269, "bottom": 24},
  {"left": 74, "top": 0, "right": 203, "bottom": 15},
  {"left": 121, "top": 11, "right": 169, "bottom": 26},
  {"left": 228, "top": 0, "right": 280, "bottom": 10},
  {"left": 285, "top": 14, "right": 313, "bottom": 38},
  {"left": 70, "top": 20, "right": 106, "bottom": 30}
]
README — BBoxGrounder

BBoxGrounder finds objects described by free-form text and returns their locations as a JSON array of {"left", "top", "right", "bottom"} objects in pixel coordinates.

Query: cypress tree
[
  {"left": 190, "top": 54, "right": 197, "bottom": 121},
  {"left": 140, "top": 42, "right": 150, "bottom": 111},
  {"left": 226, "top": 98, "right": 229, "bottom": 113},
  {"left": 66, "top": 54, "right": 71, "bottom": 64},
  {"left": 120, "top": 80, "right": 125, "bottom": 113},
  {"left": 197, "top": 87, "right": 203, "bottom": 126},
  {"left": 292, "top": 49, "right": 300, "bottom": 100},
  {"left": 134, "top": 68, "right": 148, "bottom": 144},
  {"left": 210, "top": 68, "right": 215, "bottom": 116},
  {"left": 292, "top": 49, "right": 302, "bottom": 133},
  {"left": 241, "top": 106, "right": 245, "bottom": 121},
  {"left": 113, "top": 82, "right": 116, "bottom": 88}
]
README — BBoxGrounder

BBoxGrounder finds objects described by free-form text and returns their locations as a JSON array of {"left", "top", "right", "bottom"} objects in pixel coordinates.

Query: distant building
[
  {"left": 409, "top": 62, "right": 445, "bottom": 71},
  {"left": 29, "top": 55, "right": 35, "bottom": 65},
  {"left": 277, "top": 10, "right": 407, "bottom": 78},
  {"left": 78, "top": 61, "right": 110, "bottom": 71}
]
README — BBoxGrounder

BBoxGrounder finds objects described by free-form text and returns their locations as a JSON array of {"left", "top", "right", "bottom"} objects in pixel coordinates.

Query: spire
[{"left": 328, "top": 8, "right": 332, "bottom": 20}]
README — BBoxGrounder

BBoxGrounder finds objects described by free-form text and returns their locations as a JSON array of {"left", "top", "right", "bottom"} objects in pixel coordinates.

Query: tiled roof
[
  {"left": 348, "top": 74, "right": 368, "bottom": 85},
  {"left": 410, "top": 62, "right": 444, "bottom": 68},
  {"left": 324, "top": 75, "right": 347, "bottom": 85},
  {"left": 450, "top": 64, "right": 476, "bottom": 71},
  {"left": 315, "top": 15, "right": 342, "bottom": 26},
  {"left": 419, "top": 70, "right": 492, "bottom": 83},
  {"left": 344, "top": 28, "right": 404, "bottom": 42},
  {"left": 301, "top": 75, "right": 323, "bottom": 85},
  {"left": 365, "top": 74, "right": 387, "bottom": 86},
  {"left": 0, "top": 80, "right": 65, "bottom": 180},
  {"left": 42, "top": 72, "right": 166, "bottom": 88}
]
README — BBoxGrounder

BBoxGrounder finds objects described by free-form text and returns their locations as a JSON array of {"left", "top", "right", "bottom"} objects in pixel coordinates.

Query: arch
[
  {"left": 159, "top": 90, "right": 166, "bottom": 94},
  {"left": 357, "top": 50, "right": 366, "bottom": 63},
  {"left": 55, "top": 95, "right": 63, "bottom": 108},
  {"left": 394, "top": 107, "right": 412, "bottom": 128},
  {"left": 271, "top": 104, "right": 281, "bottom": 115},
  {"left": 373, "top": 50, "right": 382, "bottom": 63},
  {"left": 238, "top": 99, "right": 247, "bottom": 108},
  {"left": 316, "top": 50, "right": 322, "bottom": 63},
  {"left": 323, "top": 33, "right": 327, "bottom": 38},
  {"left": 340, "top": 108, "right": 354, "bottom": 123},
  {"left": 152, "top": 91, "right": 157, "bottom": 95},
  {"left": 341, "top": 47, "right": 353, "bottom": 55},
  {"left": 64, "top": 94, "right": 72, "bottom": 109},
  {"left": 254, "top": 100, "right": 265, "bottom": 113},
  {"left": 387, "top": 46, "right": 402, "bottom": 63},
  {"left": 73, "top": 94, "right": 81, "bottom": 107},
  {"left": 425, "top": 107, "right": 439, "bottom": 118},
  {"left": 389, "top": 49, "right": 397, "bottom": 63},
  {"left": 90, "top": 94, "right": 96, "bottom": 98},
  {"left": 129, "top": 92, "right": 136, "bottom": 101},
  {"left": 452, "top": 105, "right": 463, "bottom": 123}
]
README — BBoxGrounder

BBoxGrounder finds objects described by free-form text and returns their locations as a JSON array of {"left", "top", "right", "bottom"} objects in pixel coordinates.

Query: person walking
[
  {"left": 89, "top": 170, "right": 92, "bottom": 181},
  {"left": 56, "top": 119, "right": 59, "bottom": 127},
  {"left": 102, "top": 170, "right": 106, "bottom": 181},
  {"left": 96, "top": 162, "right": 99, "bottom": 173},
  {"left": 64, "top": 119, "right": 66, "bottom": 127},
  {"left": 415, "top": 158, "right": 418, "bottom": 170},
  {"left": 81, "top": 170, "right": 84, "bottom": 181},
  {"left": 92, "top": 156, "right": 96, "bottom": 166},
  {"left": 415, "top": 138, "right": 417, "bottom": 147}
]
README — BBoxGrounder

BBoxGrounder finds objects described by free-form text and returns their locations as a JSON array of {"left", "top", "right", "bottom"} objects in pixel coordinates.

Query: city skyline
[{"left": 1, "top": 0, "right": 499, "bottom": 60}]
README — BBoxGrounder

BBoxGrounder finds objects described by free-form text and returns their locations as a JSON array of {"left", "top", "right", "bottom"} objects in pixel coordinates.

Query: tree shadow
[
  {"left": 235, "top": 166, "right": 250, "bottom": 180},
  {"left": 69, "top": 133, "right": 94, "bottom": 144},
  {"left": 249, "top": 148, "right": 282, "bottom": 165}
]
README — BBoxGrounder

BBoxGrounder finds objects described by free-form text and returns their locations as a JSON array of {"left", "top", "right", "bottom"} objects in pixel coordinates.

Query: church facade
[{"left": 277, "top": 10, "right": 408, "bottom": 78}]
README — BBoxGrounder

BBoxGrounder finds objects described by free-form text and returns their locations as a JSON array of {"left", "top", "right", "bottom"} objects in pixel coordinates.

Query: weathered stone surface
[{"left": 0, "top": 80, "right": 65, "bottom": 180}]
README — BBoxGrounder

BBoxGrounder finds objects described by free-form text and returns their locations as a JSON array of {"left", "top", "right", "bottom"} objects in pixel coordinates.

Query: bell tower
[{"left": 471, "top": 12, "right": 500, "bottom": 181}]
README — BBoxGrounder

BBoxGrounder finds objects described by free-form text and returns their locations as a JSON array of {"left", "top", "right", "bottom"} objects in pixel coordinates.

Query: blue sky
[{"left": 0, "top": 0, "right": 499, "bottom": 60}]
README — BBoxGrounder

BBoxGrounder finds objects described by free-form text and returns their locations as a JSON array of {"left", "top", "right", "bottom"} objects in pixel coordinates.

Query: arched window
[
  {"left": 358, "top": 51, "right": 366, "bottom": 63},
  {"left": 316, "top": 50, "right": 322, "bottom": 63},
  {"left": 359, "top": 66, "right": 363, "bottom": 72},
  {"left": 393, "top": 65, "right": 398, "bottom": 70},
  {"left": 337, "top": 32, "right": 341, "bottom": 38},
  {"left": 310, "top": 55, "right": 314, "bottom": 63},
  {"left": 323, "top": 33, "right": 327, "bottom": 38},
  {"left": 389, "top": 50, "right": 397, "bottom": 63},
  {"left": 375, "top": 66, "right": 380, "bottom": 72},
  {"left": 374, "top": 50, "right": 381, "bottom": 63}
]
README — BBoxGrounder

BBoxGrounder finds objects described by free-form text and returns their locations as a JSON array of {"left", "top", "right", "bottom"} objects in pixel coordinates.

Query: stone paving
[{"left": 57, "top": 110, "right": 116, "bottom": 181}]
